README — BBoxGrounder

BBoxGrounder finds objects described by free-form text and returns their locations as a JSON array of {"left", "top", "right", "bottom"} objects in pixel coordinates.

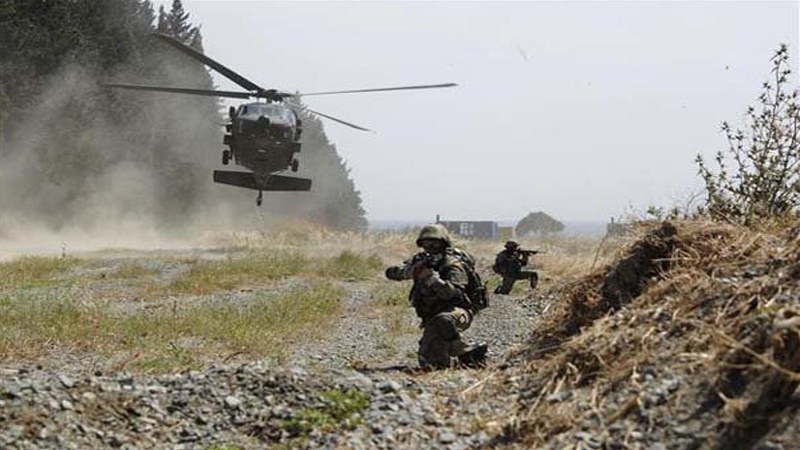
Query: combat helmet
[
  {"left": 416, "top": 224, "right": 452, "bottom": 247},
  {"left": 505, "top": 240, "right": 519, "bottom": 250}
]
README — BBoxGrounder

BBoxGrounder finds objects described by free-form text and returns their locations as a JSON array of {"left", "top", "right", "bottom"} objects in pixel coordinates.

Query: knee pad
[{"left": 432, "top": 314, "right": 459, "bottom": 341}]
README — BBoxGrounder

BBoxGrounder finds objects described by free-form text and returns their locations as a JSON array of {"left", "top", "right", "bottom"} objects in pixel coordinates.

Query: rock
[
  {"left": 345, "top": 372, "right": 374, "bottom": 391},
  {"left": 546, "top": 390, "right": 573, "bottom": 403},
  {"left": 224, "top": 395, "right": 242, "bottom": 409},
  {"left": 439, "top": 430, "right": 457, "bottom": 444},
  {"left": 378, "top": 380, "right": 402, "bottom": 394},
  {"left": 37, "top": 427, "right": 51, "bottom": 440},
  {"left": 483, "top": 420, "right": 502, "bottom": 435},
  {"left": 58, "top": 374, "right": 75, "bottom": 389}
]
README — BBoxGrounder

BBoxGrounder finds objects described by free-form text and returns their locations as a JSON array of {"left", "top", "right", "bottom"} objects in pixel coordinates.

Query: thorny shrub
[{"left": 696, "top": 44, "right": 800, "bottom": 225}]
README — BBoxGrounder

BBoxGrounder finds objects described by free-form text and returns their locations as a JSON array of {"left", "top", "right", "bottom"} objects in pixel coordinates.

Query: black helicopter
[{"left": 103, "top": 33, "right": 456, "bottom": 205}]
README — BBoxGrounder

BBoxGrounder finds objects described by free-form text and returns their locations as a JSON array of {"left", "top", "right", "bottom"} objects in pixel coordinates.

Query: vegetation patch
[
  {"left": 515, "top": 219, "right": 800, "bottom": 449},
  {"left": 166, "top": 251, "right": 382, "bottom": 296},
  {"left": 167, "top": 252, "right": 309, "bottom": 295},
  {"left": 369, "top": 281, "right": 410, "bottom": 308},
  {"left": 105, "top": 261, "right": 161, "bottom": 280},
  {"left": 0, "top": 256, "right": 83, "bottom": 289},
  {"left": 313, "top": 251, "right": 383, "bottom": 281},
  {"left": 0, "top": 281, "right": 348, "bottom": 370},
  {"left": 282, "top": 389, "right": 370, "bottom": 437}
]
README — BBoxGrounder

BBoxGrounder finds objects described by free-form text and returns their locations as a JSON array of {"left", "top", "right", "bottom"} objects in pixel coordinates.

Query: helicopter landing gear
[
  {"left": 256, "top": 190, "right": 263, "bottom": 206},
  {"left": 291, "top": 158, "right": 299, "bottom": 172},
  {"left": 222, "top": 150, "right": 231, "bottom": 165}
]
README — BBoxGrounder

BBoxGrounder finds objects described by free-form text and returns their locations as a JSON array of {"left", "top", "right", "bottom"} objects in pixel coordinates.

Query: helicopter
[{"left": 103, "top": 33, "right": 457, "bottom": 206}]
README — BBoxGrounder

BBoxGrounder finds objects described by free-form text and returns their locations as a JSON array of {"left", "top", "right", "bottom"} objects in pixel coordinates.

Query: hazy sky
[{"left": 156, "top": 1, "right": 798, "bottom": 223}]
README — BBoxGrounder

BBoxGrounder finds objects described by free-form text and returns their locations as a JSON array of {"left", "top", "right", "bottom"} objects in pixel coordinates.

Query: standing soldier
[
  {"left": 385, "top": 224, "right": 487, "bottom": 370},
  {"left": 492, "top": 240, "right": 539, "bottom": 295}
]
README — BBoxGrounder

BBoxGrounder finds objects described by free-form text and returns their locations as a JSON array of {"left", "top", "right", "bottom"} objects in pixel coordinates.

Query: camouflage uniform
[
  {"left": 492, "top": 241, "right": 538, "bottom": 295},
  {"left": 385, "top": 224, "right": 485, "bottom": 369}
]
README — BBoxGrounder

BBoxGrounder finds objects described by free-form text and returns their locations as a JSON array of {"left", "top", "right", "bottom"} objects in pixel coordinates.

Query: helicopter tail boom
[{"left": 213, "top": 171, "right": 312, "bottom": 191}]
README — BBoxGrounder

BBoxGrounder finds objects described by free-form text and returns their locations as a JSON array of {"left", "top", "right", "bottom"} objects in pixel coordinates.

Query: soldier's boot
[
  {"left": 529, "top": 272, "right": 539, "bottom": 290},
  {"left": 458, "top": 344, "right": 488, "bottom": 369}
]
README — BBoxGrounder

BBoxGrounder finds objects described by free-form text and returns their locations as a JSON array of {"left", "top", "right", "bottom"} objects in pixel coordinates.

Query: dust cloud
[{"left": 0, "top": 60, "right": 277, "bottom": 261}]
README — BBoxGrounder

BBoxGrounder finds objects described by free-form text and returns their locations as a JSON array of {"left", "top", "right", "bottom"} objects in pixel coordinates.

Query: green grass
[
  {"left": 167, "top": 251, "right": 309, "bottom": 295},
  {"left": 282, "top": 389, "right": 370, "bottom": 437},
  {"left": 0, "top": 247, "right": 388, "bottom": 368},
  {"left": 369, "top": 281, "right": 410, "bottom": 308},
  {"left": 0, "top": 256, "right": 82, "bottom": 289},
  {"left": 313, "top": 251, "right": 383, "bottom": 281},
  {"left": 367, "top": 281, "right": 418, "bottom": 347},
  {"left": 0, "top": 281, "right": 348, "bottom": 369},
  {"left": 106, "top": 261, "right": 160, "bottom": 280},
  {"left": 205, "top": 445, "right": 245, "bottom": 450},
  {"left": 167, "top": 251, "right": 383, "bottom": 295}
]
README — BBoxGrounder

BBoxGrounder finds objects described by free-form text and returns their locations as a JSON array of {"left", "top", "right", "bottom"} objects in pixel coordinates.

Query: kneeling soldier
[
  {"left": 385, "top": 224, "right": 487, "bottom": 370},
  {"left": 492, "top": 240, "right": 539, "bottom": 295}
]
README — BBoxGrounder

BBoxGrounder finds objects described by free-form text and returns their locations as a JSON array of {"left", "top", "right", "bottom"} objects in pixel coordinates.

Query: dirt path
[{"left": 290, "top": 281, "right": 547, "bottom": 372}]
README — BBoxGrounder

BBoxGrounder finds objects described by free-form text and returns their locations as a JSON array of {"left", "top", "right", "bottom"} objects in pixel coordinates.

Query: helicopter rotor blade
[
  {"left": 150, "top": 33, "right": 265, "bottom": 94},
  {"left": 296, "top": 83, "right": 458, "bottom": 97},
  {"left": 288, "top": 102, "right": 371, "bottom": 132},
  {"left": 102, "top": 83, "right": 253, "bottom": 99}
]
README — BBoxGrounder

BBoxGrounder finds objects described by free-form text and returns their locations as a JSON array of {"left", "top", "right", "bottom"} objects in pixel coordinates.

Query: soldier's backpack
[{"left": 451, "top": 248, "right": 489, "bottom": 312}]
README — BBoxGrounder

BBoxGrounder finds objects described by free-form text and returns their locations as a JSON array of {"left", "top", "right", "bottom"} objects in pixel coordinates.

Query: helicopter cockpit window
[{"left": 242, "top": 104, "right": 295, "bottom": 125}]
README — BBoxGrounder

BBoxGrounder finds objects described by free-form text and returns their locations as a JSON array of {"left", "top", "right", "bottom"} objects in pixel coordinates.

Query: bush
[
  {"left": 696, "top": 44, "right": 800, "bottom": 224},
  {"left": 516, "top": 211, "right": 565, "bottom": 237}
]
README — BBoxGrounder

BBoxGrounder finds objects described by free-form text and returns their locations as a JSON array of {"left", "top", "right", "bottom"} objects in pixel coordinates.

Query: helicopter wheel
[
  {"left": 256, "top": 190, "right": 263, "bottom": 206},
  {"left": 222, "top": 150, "right": 231, "bottom": 165},
  {"left": 291, "top": 159, "right": 299, "bottom": 172}
]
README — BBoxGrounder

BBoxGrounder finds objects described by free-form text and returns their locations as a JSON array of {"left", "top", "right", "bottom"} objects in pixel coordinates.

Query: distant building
[{"left": 436, "top": 216, "right": 499, "bottom": 240}]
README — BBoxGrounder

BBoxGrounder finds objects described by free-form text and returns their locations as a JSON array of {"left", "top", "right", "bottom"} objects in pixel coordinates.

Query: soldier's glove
[
  {"left": 385, "top": 266, "right": 406, "bottom": 281},
  {"left": 416, "top": 267, "right": 445, "bottom": 288},
  {"left": 413, "top": 265, "right": 434, "bottom": 282}
]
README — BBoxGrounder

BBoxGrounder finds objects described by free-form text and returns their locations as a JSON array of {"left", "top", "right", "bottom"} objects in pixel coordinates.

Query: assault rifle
[
  {"left": 518, "top": 249, "right": 543, "bottom": 256},
  {"left": 407, "top": 251, "right": 443, "bottom": 269},
  {"left": 385, "top": 252, "right": 442, "bottom": 281}
]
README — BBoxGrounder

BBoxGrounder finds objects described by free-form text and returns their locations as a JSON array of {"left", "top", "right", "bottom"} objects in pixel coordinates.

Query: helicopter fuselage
[
  {"left": 102, "top": 33, "right": 455, "bottom": 205},
  {"left": 225, "top": 102, "right": 302, "bottom": 175}
]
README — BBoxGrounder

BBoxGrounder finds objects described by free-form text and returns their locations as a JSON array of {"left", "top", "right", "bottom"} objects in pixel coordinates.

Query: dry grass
[
  {"left": 0, "top": 281, "right": 347, "bottom": 371},
  {"left": 513, "top": 219, "right": 800, "bottom": 448},
  {"left": 166, "top": 250, "right": 382, "bottom": 296},
  {"left": 0, "top": 225, "right": 621, "bottom": 374},
  {"left": 105, "top": 261, "right": 161, "bottom": 279},
  {"left": 167, "top": 251, "right": 309, "bottom": 295},
  {"left": 0, "top": 255, "right": 83, "bottom": 289}
]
